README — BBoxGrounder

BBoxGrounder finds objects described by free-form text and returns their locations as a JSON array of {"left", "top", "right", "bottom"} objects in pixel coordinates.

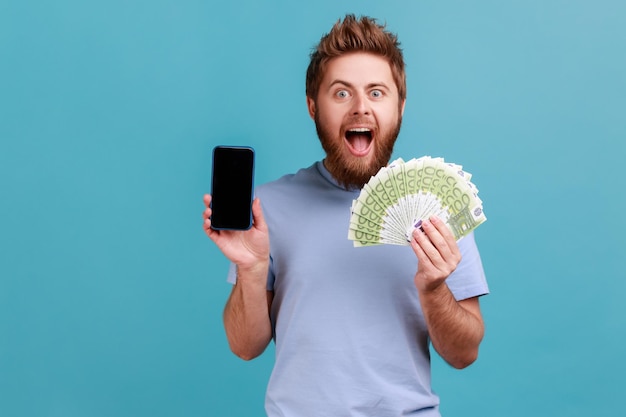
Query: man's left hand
[{"left": 410, "top": 215, "right": 461, "bottom": 293}]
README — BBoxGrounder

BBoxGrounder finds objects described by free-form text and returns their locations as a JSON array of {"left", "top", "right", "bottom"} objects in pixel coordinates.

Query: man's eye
[
  {"left": 336, "top": 90, "right": 349, "bottom": 98},
  {"left": 371, "top": 90, "right": 383, "bottom": 98}
]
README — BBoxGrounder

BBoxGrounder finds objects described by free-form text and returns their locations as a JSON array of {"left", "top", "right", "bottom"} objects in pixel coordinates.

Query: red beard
[{"left": 314, "top": 113, "right": 403, "bottom": 190}]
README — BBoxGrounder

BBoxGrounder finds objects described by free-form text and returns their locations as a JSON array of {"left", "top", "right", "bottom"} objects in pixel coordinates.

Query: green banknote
[
  {"left": 360, "top": 173, "right": 408, "bottom": 233},
  {"left": 349, "top": 191, "right": 407, "bottom": 240},
  {"left": 348, "top": 156, "right": 487, "bottom": 247}
]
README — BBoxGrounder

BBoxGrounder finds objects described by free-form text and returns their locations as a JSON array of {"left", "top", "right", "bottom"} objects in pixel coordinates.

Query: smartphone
[{"left": 210, "top": 146, "right": 255, "bottom": 230}]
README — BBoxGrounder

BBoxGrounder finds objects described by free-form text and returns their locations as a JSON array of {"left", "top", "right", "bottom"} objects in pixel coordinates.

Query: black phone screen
[{"left": 210, "top": 146, "right": 255, "bottom": 230}]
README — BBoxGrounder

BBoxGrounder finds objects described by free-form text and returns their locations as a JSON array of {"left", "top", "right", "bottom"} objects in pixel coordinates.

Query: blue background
[{"left": 1, "top": 1, "right": 625, "bottom": 416}]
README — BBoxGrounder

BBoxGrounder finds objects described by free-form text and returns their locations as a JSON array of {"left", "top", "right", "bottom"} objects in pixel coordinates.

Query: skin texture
[
  {"left": 307, "top": 52, "right": 405, "bottom": 190},
  {"left": 410, "top": 216, "right": 485, "bottom": 369},
  {"left": 203, "top": 195, "right": 273, "bottom": 360},
  {"left": 203, "top": 52, "right": 485, "bottom": 367}
]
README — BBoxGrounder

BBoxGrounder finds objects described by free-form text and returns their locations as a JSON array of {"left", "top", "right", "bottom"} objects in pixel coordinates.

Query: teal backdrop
[{"left": 1, "top": 1, "right": 625, "bottom": 416}]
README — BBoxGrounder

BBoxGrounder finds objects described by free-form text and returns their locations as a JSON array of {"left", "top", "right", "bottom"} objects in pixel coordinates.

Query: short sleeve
[
  {"left": 226, "top": 258, "right": 276, "bottom": 292},
  {"left": 445, "top": 232, "right": 489, "bottom": 301}
]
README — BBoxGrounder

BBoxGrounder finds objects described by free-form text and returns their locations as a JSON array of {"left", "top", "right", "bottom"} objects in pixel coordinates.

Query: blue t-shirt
[{"left": 228, "top": 161, "right": 489, "bottom": 417}]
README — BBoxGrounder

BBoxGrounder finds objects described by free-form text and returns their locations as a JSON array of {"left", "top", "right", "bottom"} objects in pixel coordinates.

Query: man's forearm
[
  {"left": 223, "top": 263, "right": 273, "bottom": 361},
  {"left": 418, "top": 284, "right": 484, "bottom": 369}
]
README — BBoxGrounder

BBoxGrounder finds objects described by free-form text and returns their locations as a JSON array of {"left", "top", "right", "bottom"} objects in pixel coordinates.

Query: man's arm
[
  {"left": 203, "top": 195, "right": 273, "bottom": 360},
  {"left": 418, "top": 289, "right": 484, "bottom": 369},
  {"left": 223, "top": 265, "right": 274, "bottom": 360},
  {"left": 410, "top": 216, "right": 485, "bottom": 369}
]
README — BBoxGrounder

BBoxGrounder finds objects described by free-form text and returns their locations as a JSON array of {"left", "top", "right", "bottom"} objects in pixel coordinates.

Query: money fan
[{"left": 348, "top": 156, "right": 486, "bottom": 247}]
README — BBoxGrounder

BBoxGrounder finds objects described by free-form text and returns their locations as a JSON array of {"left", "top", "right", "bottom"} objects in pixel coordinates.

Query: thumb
[{"left": 251, "top": 198, "right": 267, "bottom": 231}]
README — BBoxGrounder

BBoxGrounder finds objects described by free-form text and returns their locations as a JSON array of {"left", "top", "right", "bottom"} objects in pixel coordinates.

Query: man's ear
[{"left": 306, "top": 96, "right": 316, "bottom": 120}]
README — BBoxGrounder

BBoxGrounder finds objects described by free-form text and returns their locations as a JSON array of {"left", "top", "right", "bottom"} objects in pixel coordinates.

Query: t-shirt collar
[{"left": 315, "top": 160, "right": 361, "bottom": 192}]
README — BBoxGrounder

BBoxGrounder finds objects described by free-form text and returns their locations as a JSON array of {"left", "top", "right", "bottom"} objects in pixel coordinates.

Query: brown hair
[{"left": 305, "top": 14, "right": 406, "bottom": 101}]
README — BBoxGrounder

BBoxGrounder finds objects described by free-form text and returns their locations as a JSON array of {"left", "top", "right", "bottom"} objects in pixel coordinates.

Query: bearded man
[{"left": 203, "top": 14, "right": 488, "bottom": 417}]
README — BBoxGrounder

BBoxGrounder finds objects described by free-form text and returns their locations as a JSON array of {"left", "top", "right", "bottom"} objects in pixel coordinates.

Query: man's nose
[{"left": 351, "top": 93, "right": 371, "bottom": 115}]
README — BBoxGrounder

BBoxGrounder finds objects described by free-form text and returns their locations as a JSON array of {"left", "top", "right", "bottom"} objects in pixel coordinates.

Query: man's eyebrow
[
  {"left": 328, "top": 79, "right": 391, "bottom": 90},
  {"left": 328, "top": 79, "right": 353, "bottom": 89}
]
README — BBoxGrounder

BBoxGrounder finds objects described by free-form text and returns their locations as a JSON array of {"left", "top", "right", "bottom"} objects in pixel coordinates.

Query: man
[{"left": 203, "top": 14, "right": 488, "bottom": 417}]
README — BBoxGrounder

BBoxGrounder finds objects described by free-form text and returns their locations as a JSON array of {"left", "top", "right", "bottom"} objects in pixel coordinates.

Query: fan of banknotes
[{"left": 348, "top": 156, "right": 486, "bottom": 247}]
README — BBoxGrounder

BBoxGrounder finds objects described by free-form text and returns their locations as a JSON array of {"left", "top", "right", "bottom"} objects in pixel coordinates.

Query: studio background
[{"left": 1, "top": 1, "right": 624, "bottom": 416}]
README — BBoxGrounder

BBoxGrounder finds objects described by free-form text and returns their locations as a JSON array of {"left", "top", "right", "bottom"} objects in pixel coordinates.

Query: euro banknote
[{"left": 348, "top": 156, "right": 486, "bottom": 247}]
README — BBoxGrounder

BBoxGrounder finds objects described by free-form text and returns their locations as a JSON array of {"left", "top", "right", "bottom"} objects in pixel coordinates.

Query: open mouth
[{"left": 345, "top": 128, "right": 373, "bottom": 156}]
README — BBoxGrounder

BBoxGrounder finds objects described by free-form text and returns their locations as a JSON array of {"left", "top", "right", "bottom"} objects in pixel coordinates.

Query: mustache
[
  {"left": 313, "top": 113, "right": 403, "bottom": 189},
  {"left": 342, "top": 117, "right": 376, "bottom": 129}
]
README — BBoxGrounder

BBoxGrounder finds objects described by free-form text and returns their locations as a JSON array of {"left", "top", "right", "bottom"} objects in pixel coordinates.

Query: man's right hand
[
  {"left": 204, "top": 194, "right": 273, "bottom": 360},
  {"left": 202, "top": 194, "right": 270, "bottom": 274}
]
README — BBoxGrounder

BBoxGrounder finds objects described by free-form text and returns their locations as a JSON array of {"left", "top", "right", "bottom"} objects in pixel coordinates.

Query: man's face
[{"left": 307, "top": 52, "right": 406, "bottom": 189}]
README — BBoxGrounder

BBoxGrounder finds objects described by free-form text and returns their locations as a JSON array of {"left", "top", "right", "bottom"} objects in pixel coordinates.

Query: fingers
[
  {"left": 203, "top": 211, "right": 213, "bottom": 236},
  {"left": 202, "top": 194, "right": 214, "bottom": 236},
  {"left": 410, "top": 231, "right": 429, "bottom": 261},
  {"left": 411, "top": 224, "right": 441, "bottom": 265},
  {"left": 411, "top": 216, "right": 461, "bottom": 270},
  {"left": 423, "top": 216, "right": 460, "bottom": 262}
]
